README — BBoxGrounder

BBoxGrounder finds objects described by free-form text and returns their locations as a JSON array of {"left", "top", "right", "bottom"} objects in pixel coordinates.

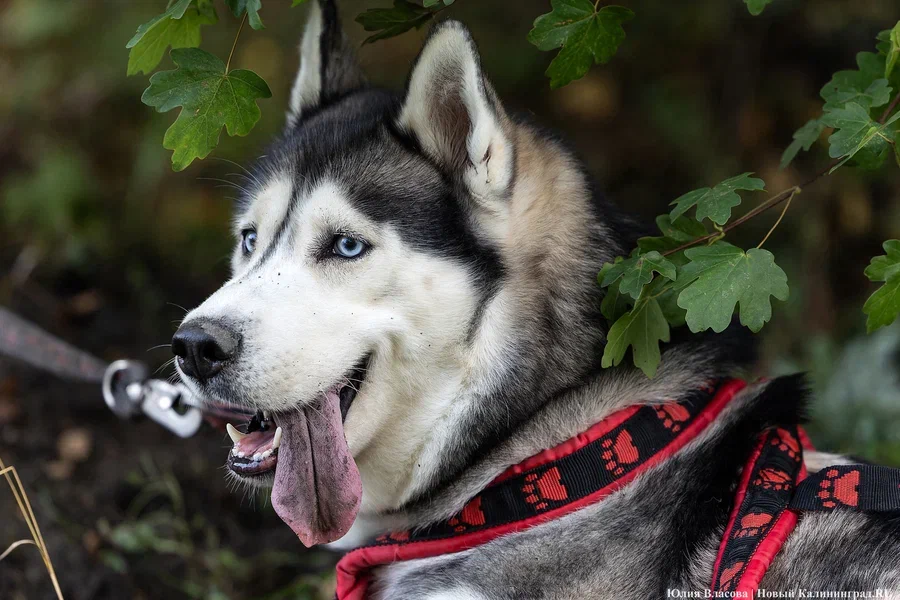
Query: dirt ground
[{"left": 0, "top": 304, "right": 335, "bottom": 600}]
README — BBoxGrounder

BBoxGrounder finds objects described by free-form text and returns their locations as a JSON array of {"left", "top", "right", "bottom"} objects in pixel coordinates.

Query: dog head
[{"left": 173, "top": 0, "right": 620, "bottom": 546}]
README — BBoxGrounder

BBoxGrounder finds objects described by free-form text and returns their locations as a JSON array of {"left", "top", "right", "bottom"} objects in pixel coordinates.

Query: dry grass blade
[{"left": 0, "top": 456, "right": 64, "bottom": 599}]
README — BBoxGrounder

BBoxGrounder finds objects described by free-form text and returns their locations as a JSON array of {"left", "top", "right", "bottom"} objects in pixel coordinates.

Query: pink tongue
[{"left": 271, "top": 392, "right": 362, "bottom": 547}]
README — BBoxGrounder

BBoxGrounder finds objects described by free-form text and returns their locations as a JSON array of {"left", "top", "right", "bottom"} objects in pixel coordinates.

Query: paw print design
[
  {"left": 600, "top": 430, "right": 640, "bottom": 476},
  {"left": 375, "top": 530, "right": 410, "bottom": 544},
  {"left": 448, "top": 496, "right": 487, "bottom": 532},
  {"left": 718, "top": 561, "right": 745, "bottom": 591},
  {"left": 770, "top": 428, "right": 801, "bottom": 461},
  {"left": 733, "top": 512, "right": 773, "bottom": 539},
  {"left": 522, "top": 467, "right": 569, "bottom": 511},
  {"left": 753, "top": 468, "right": 792, "bottom": 491},
  {"left": 817, "top": 468, "right": 860, "bottom": 508},
  {"left": 656, "top": 403, "right": 691, "bottom": 433}
]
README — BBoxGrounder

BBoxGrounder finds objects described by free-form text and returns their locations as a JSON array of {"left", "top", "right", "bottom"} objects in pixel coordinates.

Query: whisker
[
  {"left": 197, "top": 177, "right": 252, "bottom": 195},
  {"left": 166, "top": 302, "right": 190, "bottom": 314},
  {"left": 210, "top": 156, "right": 264, "bottom": 189},
  {"left": 154, "top": 357, "right": 177, "bottom": 376}
]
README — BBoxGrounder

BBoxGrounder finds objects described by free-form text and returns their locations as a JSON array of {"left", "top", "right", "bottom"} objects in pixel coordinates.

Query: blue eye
[
  {"left": 241, "top": 229, "right": 257, "bottom": 255},
  {"left": 333, "top": 235, "right": 368, "bottom": 258}
]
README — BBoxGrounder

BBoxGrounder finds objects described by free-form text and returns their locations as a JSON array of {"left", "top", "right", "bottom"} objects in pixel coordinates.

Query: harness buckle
[{"left": 102, "top": 360, "right": 203, "bottom": 438}]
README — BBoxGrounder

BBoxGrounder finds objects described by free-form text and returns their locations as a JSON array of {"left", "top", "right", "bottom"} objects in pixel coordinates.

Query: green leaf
[
  {"left": 676, "top": 242, "right": 788, "bottom": 334},
  {"left": 780, "top": 118, "right": 825, "bottom": 169},
  {"left": 355, "top": 0, "right": 435, "bottom": 44},
  {"left": 820, "top": 52, "right": 893, "bottom": 111},
  {"left": 822, "top": 78, "right": 891, "bottom": 111},
  {"left": 292, "top": 0, "right": 310, "bottom": 5},
  {"left": 225, "top": 0, "right": 263, "bottom": 30},
  {"left": 655, "top": 214, "right": 708, "bottom": 242},
  {"left": 423, "top": 0, "right": 455, "bottom": 6},
  {"left": 744, "top": 0, "right": 774, "bottom": 16},
  {"left": 884, "top": 22, "right": 900, "bottom": 79},
  {"left": 599, "top": 251, "right": 676, "bottom": 300},
  {"left": 895, "top": 130, "right": 900, "bottom": 167},
  {"left": 656, "top": 287, "right": 686, "bottom": 328},
  {"left": 599, "top": 267, "right": 633, "bottom": 321},
  {"left": 126, "top": 0, "right": 192, "bottom": 49},
  {"left": 528, "top": 1, "right": 633, "bottom": 89},
  {"left": 822, "top": 77, "right": 891, "bottom": 111},
  {"left": 601, "top": 298, "right": 670, "bottom": 378},
  {"left": 636, "top": 216, "right": 707, "bottom": 255},
  {"left": 821, "top": 102, "right": 900, "bottom": 171},
  {"left": 669, "top": 173, "right": 765, "bottom": 226},
  {"left": 126, "top": 2, "right": 217, "bottom": 76},
  {"left": 863, "top": 240, "right": 900, "bottom": 332},
  {"left": 141, "top": 48, "right": 272, "bottom": 171}
]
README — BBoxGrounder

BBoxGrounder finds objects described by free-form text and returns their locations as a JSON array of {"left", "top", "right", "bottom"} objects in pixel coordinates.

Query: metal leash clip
[{"left": 102, "top": 360, "right": 203, "bottom": 438}]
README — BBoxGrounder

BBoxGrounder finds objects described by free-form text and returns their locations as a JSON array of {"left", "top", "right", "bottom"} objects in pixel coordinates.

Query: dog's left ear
[
  {"left": 287, "top": 0, "right": 366, "bottom": 128},
  {"left": 398, "top": 21, "right": 514, "bottom": 201}
]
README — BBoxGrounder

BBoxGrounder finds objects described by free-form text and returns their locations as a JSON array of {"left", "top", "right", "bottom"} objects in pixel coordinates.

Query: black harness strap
[
  {"left": 790, "top": 464, "right": 900, "bottom": 513},
  {"left": 711, "top": 426, "right": 805, "bottom": 594}
]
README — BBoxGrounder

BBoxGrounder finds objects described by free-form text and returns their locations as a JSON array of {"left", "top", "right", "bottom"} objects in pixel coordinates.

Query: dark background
[{"left": 2, "top": 1, "right": 899, "bottom": 598}]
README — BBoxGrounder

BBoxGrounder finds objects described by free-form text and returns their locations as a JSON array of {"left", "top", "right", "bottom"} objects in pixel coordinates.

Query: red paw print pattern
[
  {"left": 770, "top": 428, "right": 801, "bottom": 460},
  {"left": 817, "top": 468, "right": 860, "bottom": 508},
  {"left": 753, "top": 468, "right": 792, "bottom": 491},
  {"left": 375, "top": 530, "right": 410, "bottom": 544},
  {"left": 719, "top": 561, "right": 745, "bottom": 591},
  {"left": 448, "top": 497, "right": 487, "bottom": 532},
  {"left": 522, "top": 467, "right": 569, "bottom": 510},
  {"left": 600, "top": 430, "right": 640, "bottom": 476},
  {"left": 732, "top": 512, "right": 773, "bottom": 539},
  {"left": 656, "top": 403, "right": 691, "bottom": 433}
]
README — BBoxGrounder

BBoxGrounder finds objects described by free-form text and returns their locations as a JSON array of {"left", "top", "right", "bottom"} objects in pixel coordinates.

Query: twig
[
  {"left": 225, "top": 14, "right": 247, "bottom": 74},
  {"left": 662, "top": 158, "right": 840, "bottom": 257},
  {"left": 878, "top": 89, "right": 900, "bottom": 124},
  {"left": 757, "top": 187, "right": 797, "bottom": 249}
]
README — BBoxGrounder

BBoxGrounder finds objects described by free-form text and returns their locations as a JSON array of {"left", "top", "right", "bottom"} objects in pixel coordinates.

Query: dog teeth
[
  {"left": 226, "top": 423, "right": 246, "bottom": 444},
  {"left": 272, "top": 426, "right": 282, "bottom": 450}
]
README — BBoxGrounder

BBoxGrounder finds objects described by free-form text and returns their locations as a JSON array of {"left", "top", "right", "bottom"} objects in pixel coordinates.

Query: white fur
[
  {"left": 372, "top": 550, "right": 487, "bottom": 600},
  {"left": 286, "top": 1, "right": 323, "bottom": 127},
  {"left": 804, "top": 451, "right": 857, "bottom": 473},
  {"left": 181, "top": 178, "right": 490, "bottom": 512}
]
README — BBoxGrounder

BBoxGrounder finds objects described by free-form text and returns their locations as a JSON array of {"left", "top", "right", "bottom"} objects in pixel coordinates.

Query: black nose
[{"left": 172, "top": 319, "right": 240, "bottom": 382}]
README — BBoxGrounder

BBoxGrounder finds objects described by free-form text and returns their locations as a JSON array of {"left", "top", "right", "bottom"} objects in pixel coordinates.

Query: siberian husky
[{"left": 172, "top": 1, "right": 900, "bottom": 597}]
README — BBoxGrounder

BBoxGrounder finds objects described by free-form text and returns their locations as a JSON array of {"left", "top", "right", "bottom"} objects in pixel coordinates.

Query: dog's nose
[{"left": 172, "top": 320, "right": 240, "bottom": 382}]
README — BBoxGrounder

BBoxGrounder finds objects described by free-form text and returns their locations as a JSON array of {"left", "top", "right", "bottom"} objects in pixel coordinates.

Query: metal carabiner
[{"left": 102, "top": 360, "right": 203, "bottom": 438}]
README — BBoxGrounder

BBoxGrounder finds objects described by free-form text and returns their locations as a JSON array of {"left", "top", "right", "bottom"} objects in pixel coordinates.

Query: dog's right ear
[{"left": 286, "top": 0, "right": 365, "bottom": 128}]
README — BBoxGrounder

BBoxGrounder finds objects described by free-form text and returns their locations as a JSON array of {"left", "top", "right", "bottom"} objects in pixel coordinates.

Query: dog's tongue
[{"left": 271, "top": 392, "right": 362, "bottom": 547}]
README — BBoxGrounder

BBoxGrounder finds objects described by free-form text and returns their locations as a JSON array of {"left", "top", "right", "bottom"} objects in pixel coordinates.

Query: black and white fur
[{"left": 176, "top": 2, "right": 900, "bottom": 597}]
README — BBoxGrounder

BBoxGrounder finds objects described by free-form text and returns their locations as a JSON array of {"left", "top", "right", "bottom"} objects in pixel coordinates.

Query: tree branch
[
  {"left": 662, "top": 158, "right": 840, "bottom": 257},
  {"left": 878, "top": 89, "right": 900, "bottom": 124}
]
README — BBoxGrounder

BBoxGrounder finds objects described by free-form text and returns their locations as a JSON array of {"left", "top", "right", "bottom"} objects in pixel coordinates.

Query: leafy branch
[
  {"left": 599, "top": 25, "right": 900, "bottom": 377},
  {"left": 124, "top": 4, "right": 900, "bottom": 378}
]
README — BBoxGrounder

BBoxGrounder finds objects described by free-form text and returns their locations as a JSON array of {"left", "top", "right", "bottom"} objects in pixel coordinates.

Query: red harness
[{"left": 334, "top": 380, "right": 900, "bottom": 599}]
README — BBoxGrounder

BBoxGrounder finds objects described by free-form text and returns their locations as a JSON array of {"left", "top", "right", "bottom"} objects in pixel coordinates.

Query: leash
[{"left": 0, "top": 305, "right": 237, "bottom": 438}]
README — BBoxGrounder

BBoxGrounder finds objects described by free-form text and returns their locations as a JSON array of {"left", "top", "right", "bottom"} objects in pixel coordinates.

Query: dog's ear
[
  {"left": 398, "top": 21, "right": 514, "bottom": 202},
  {"left": 287, "top": 0, "right": 365, "bottom": 128}
]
